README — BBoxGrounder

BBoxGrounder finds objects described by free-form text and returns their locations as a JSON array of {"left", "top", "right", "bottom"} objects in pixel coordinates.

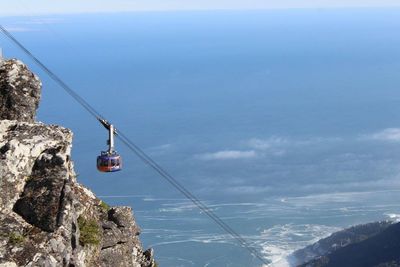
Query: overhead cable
[{"left": 0, "top": 25, "right": 268, "bottom": 266}]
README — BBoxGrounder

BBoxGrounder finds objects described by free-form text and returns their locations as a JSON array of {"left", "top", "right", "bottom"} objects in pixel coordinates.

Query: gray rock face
[
  {"left": 13, "top": 146, "right": 71, "bottom": 232},
  {"left": 0, "top": 59, "right": 155, "bottom": 267},
  {"left": 0, "top": 121, "right": 72, "bottom": 212},
  {"left": 0, "top": 59, "right": 41, "bottom": 123},
  {"left": 102, "top": 207, "right": 140, "bottom": 249}
]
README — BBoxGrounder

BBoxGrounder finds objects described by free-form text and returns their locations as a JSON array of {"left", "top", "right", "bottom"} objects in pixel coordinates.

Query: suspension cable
[
  {"left": 0, "top": 25, "right": 268, "bottom": 266},
  {"left": 0, "top": 25, "right": 102, "bottom": 120}
]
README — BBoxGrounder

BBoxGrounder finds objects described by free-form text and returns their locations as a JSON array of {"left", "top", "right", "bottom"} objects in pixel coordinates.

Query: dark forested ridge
[{"left": 297, "top": 221, "right": 400, "bottom": 267}]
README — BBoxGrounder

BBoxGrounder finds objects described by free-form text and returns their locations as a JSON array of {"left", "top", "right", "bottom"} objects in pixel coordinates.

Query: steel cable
[{"left": 0, "top": 25, "right": 268, "bottom": 266}]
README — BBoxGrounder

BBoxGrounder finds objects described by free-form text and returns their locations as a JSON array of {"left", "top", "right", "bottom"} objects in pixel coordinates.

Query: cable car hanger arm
[{"left": 98, "top": 117, "right": 117, "bottom": 135}]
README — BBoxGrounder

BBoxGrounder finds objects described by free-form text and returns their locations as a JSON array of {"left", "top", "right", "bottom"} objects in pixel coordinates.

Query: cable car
[
  {"left": 97, "top": 120, "right": 122, "bottom": 172},
  {"left": 97, "top": 151, "right": 122, "bottom": 172}
]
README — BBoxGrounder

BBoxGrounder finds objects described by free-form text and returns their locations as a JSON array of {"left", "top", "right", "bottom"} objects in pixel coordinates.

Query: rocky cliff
[{"left": 0, "top": 59, "right": 155, "bottom": 267}]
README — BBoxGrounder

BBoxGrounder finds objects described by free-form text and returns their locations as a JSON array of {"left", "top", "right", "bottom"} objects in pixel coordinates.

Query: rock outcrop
[
  {"left": 0, "top": 59, "right": 155, "bottom": 266},
  {"left": 0, "top": 59, "right": 41, "bottom": 123}
]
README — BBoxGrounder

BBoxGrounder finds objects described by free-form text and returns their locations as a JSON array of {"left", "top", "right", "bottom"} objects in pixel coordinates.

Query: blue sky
[{"left": 1, "top": 0, "right": 400, "bottom": 16}]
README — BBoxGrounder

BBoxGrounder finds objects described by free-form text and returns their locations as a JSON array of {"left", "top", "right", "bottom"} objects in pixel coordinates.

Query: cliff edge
[{"left": 0, "top": 59, "right": 155, "bottom": 267}]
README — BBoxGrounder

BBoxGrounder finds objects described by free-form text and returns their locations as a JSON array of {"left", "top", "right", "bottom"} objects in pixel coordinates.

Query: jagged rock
[
  {"left": 0, "top": 120, "right": 73, "bottom": 212},
  {"left": 144, "top": 248, "right": 154, "bottom": 262},
  {"left": 13, "top": 147, "right": 71, "bottom": 232},
  {"left": 0, "top": 59, "right": 41, "bottom": 123},
  {"left": 0, "top": 262, "right": 18, "bottom": 267},
  {"left": 109, "top": 207, "right": 140, "bottom": 231},
  {"left": 100, "top": 243, "right": 142, "bottom": 267},
  {"left": 0, "top": 59, "right": 155, "bottom": 266},
  {"left": 99, "top": 207, "right": 147, "bottom": 266}
]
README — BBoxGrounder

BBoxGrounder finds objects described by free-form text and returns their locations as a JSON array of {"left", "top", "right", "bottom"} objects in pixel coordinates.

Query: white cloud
[
  {"left": 247, "top": 136, "right": 341, "bottom": 151},
  {"left": 21, "top": 18, "right": 64, "bottom": 25},
  {"left": 3, "top": 26, "right": 37, "bottom": 32},
  {"left": 196, "top": 135, "right": 340, "bottom": 161},
  {"left": 197, "top": 150, "right": 257, "bottom": 160},
  {"left": 148, "top": 143, "right": 172, "bottom": 151},
  {"left": 281, "top": 189, "right": 400, "bottom": 206},
  {"left": 248, "top": 137, "right": 288, "bottom": 150},
  {"left": 364, "top": 128, "right": 400, "bottom": 142},
  {"left": 147, "top": 143, "right": 173, "bottom": 156},
  {"left": 224, "top": 185, "right": 272, "bottom": 194}
]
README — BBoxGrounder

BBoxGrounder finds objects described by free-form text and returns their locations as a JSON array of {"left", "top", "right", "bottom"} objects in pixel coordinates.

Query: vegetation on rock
[
  {"left": 78, "top": 216, "right": 101, "bottom": 246},
  {"left": 99, "top": 200, "right": 111, "bottom": 213},
  {"left": 8, "top": 232, "right": 25, "bottom": 245}
]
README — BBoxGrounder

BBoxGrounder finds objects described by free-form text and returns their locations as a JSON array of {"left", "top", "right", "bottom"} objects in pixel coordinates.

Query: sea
[{"left": 2, "top": 8, "right": 400, "bottom": 266}]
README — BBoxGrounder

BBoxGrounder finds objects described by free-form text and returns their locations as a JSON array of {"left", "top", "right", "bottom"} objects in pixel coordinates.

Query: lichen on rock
[{"left": 0, "top": 58, "right": 155, "bottom": 266}]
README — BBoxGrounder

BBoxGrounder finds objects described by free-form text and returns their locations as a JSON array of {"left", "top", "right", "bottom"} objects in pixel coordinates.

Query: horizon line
[{"left": 2, "top": 5, "right": 400, "bottom": 17}]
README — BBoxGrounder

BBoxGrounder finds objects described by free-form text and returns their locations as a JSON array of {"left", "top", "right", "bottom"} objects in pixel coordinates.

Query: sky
[{"left": 1, "top": 0, "right": 400, "bottom": 16}]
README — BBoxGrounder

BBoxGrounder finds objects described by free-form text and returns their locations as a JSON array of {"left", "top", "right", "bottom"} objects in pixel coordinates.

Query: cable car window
[{"left": 101, "top": 159, "right": 108, "bottom": 166}]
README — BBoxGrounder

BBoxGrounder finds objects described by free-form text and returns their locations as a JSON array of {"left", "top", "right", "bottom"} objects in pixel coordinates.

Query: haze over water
[{"left": 2, "top": 8, "right": 400, "bottom": 266}]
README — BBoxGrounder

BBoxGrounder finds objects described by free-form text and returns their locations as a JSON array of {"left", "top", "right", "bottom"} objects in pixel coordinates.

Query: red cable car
[{"left": 97, "top": 121, "right": 122, "bottom": 172}]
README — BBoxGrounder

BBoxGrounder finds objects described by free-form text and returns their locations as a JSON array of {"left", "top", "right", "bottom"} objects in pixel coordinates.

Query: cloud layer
[
  {"left": 364, "top": 128, "right": 400, "bottom": 142},
  {"left": 197, "top": 150, "right": 257, "bottom": 160},
  {"left": 196, "top": 135, "right": 342, "bottom": 161}
]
